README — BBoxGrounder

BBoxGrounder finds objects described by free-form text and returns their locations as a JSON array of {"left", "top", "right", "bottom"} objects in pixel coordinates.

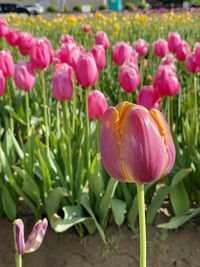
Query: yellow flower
[
  {"left": 63, "top": 29, "right": 67, "bottom": 33},
  {"left": 96, "top": 26, "right": 101, "bottom": 31},
  {"left": 114, "top": 23, "right": 120, "bottom": 30},
  {"left": 112, "top": 31, "right": 118, "bottom": 36},
  {"left": 110, "top": 12, "right": 117, "bottom": 18},
  {"left": 96, "top": 11, "right": 103, "bottom": 20}
]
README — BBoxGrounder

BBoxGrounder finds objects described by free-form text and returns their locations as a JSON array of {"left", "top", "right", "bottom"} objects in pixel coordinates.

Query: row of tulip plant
[{"left": 0, "top": 11, "right": 199, "bottom": 244}]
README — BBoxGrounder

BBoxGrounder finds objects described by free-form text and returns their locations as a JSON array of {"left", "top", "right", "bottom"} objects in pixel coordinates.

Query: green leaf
[
  {"left": 2, "top": 187, "right": 16, "bottom": 220},
  {"left": 8, "top": 130, "right": 24, "bottom": 160},
  {"left": 4, "top": 105, "right": 26, "bottom": 126},
  {"left": 111, "top": 199, "right": 127, "bottom": 226}
]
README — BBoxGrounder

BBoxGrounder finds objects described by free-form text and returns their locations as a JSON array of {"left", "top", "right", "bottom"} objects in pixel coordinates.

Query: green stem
[
  {"left": 15, "top": 253, "right": 22, "bottom": 267},
  {"left": 85, "top": 87, "right": 90, "bottom": 170},
  {"left": 6, "top": 78, "right": 14, "bottom": 133},
  {"left": 72, "top": 82, "right": 76, "bottom": 133},
  {"left": 128, "top": 93, "right": 132, "bottom": 103},
  {"left": 41, "top": 70, "right": 50, "bottom": 156},
  {"left": 25, "top": 91, "right": 32, "bottom": 175},
  {"left": 167, "top": 97, "right": 171, "bottom": 129},
  {"left": 136, "top": 183, "right": 146, "bottom": 267},
  {"left": 96, "top": 119, "right": 100, "bottom": 153},
  {"left": 25, "top": 91, "right": 30, "bottom": 136},
  {"left": 194, "top": 76, "right": 198, "bottom": 145}
]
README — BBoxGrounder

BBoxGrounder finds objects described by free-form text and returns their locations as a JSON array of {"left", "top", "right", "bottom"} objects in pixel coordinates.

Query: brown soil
[{"left": 0, "top": 214, "right": 200, "bottom": 267}]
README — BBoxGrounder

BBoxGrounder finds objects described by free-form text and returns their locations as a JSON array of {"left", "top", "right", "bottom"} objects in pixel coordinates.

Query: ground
[{"left": 0, "top": 213, "right": 200, "bottom": 267}]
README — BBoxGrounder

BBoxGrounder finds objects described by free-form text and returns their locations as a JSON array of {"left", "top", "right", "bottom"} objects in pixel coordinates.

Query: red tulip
[
  {"left": 52, "top": 70, "right": 73, "bottom": 101},
  {"left": 137, "top": 86, "right": 160, "bottom": 110},
  {"left": 83, "top": 24, "right": 91, "bottom": 33},
  {"left": 0, "top": 49, "right": 15, "bottom": 78},
  {"left": 14, "top": 61, "right": 35, "bottom": 91},
  {"left": 87, "top": 90, "right": 107, "bottom": 120},
  {"left": 112, "top": 42, "right": 132, "bottom": 66},
  {"left": 95, "top": 31, "right": 110, "bottom": 50},
  {"left": 91, "top": 45, "right": 106, "bottom": 70}
]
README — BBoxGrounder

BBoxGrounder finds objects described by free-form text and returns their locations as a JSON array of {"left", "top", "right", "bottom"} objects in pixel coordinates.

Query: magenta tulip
[
  {"left": 137, "top": 86, "right": 160, "bottom": 110},
  {"left": 91, "top": 45, "right": 106, "bottom": 70},
  {"left": 5, "top": 28, "right": 21, "bottom": 46},
  {"left": 0, "top": 49, "right": 15, "bottom": 78},
  {"left": 194, "top": 43, "right": 200, "bottom": 67},
  {"left": 175, "top": 40, "right": 190, "bottom": 62},
  {"left": 95, "top": 31, "right": 110, "bottom": 50},
  {"left": 30, "top": 38, "right": 53, "bottom": 69},
  {"left": 185, "top": 53, "right": 198, "bottom": 73},
  {"left": 168, "top": 32, "right": 181, "bottom": 53},
  {"left": 153, "top": 39, "right": 168, "bottom": 58},
  {"left": 53, "top": 63, "right": 73, "bottom": 78},
  {"left": 112, "top": 42, "right": 132, "bottom": 66},
  {"left": 118, "top": 61, "right": 140, "bottom": 93},
  {"left": 153, "top": 66, "right": 180, "bottom": 96},
  {"left": 18, "top": 32, "right": 33, "bottom": 56},
  {"left": 100, "top": 102, "right": 175, "bottom": 184},
  {"left": 60, "top": 43, "right": 77, "bottom": 66},
  {"left": 14, "top": 61, "right": 35, "bottom": 91},
  {"left": 130, "top": 50, "right": 139, "bottom": 65},
  {"left": 75, "top": 53, "right": 98, "bottom": 88},
  {"left": 158, "top": 54, "right": 176, "bottom": 73},
  {"left": 87, "top": 90, "right": 107, "bottom": 120},
  {"left": 0, "top": 18, "right": 9, "bottom": 37},
  {"left": 52, "top": 70, "right": 73, "bottom": 101},
  {"left": 60, "top": 34, "right": 76, "bottom": 45},
  {"left": 53, "top": 49, "right": 62, "bottom": 64},
  {"left": 0, "top": 70, "right": 5, "bottom": 98},
  {"left": 134, "top": 39, "right": 148, "bottom": 57}
]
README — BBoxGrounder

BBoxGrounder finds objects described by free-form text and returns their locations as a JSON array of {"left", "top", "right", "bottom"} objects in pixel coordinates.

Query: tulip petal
[{"left": 13, "top": 219, "right": 25, "bottom": 255}]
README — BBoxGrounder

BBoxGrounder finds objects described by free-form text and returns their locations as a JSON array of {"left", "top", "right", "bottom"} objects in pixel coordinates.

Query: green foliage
[
  {"left": 90, "top": 5, "right": 95, "bottom": 12},
  {"left": 46, "top": 5, "right": 57, "bottom": 12},
  {"left": 137, "top": 2, "right": 149, "bottom": 9},
  {"left": 125, "top": 2, "right": 135, "bottom": 9},
  {"left": 73, "top": 5, "right": 82, "bottom": 12},
  {"left": 64, "top": 6, "right": 69, "bottom": 12},
  {"left": 99, "top": 5, "right": 108, "bottom": 10}
]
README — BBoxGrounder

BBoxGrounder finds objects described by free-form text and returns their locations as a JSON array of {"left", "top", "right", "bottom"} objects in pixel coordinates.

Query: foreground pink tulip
[
  {"left": 30, "top": 38, "right": 53, "bottom": 69},
  {"left": 53, "top": 70, "right": 73, "bottom": 101},
  {"left": 75, "top": 53, "right": 98, "bottom": 87},
  {"left": 194, "top": 43, "right": 200, "bottom": 67},
  {"left": 100, "top": 102, "right": 175, "bottom": 184},
  {"left": 53, "top": 63, "right": 73, "bottom": 78},
  {"left": 134, "top": 39, "right": 148, "bottom": 57},
  {"left": 87, "top": 90, "right": 107, "bottom": 120},
  {"left": 91, "top": 45, "right": 106, "bottom": 70},
  {"left": 0, "top": 18, "right": 9, "bottom": 37},
  {"left": 185, "top": 53, "right": 198, "bottom": 73},
  {"left": 13, "top": 218, "right": 48, "bottom": 255},
  {"left": 153, "top": 66, "right": 180, "bottom": 96},
  {"left": 14, "top": 61, "right": 36, "bottom": 91},
  {"left": 137, "top": 86, "right": 160, "bottom": 110},
  {"left": 118, "top": 61, "right": 140, "bottom": 93},
  {"left": 113, "top": 42, "right": 132, "bottom": 66},
  {"left": 0, "top": 49, "right": 15, "bottom": 78},
  {"left": 0, "top": 70, "right": 5, "bottom": 98},
  {"left": 18, "top": 32, "right": 33, "bottom": 56},
  {"left": 5, "top": 28, "right": 21, "bottom": 46},
  {"left": 175, "top": 40, "right": 190, "bottom": 62},
  {"left": 60, "top": 34, "right": 76, "bottom": 45},
  {"left": 168, "top": 32, "right": 181, "bottom": 53},
  {"left": 95, "top": 31, "right": 110, "bottom": 50},
  {"left": 158, "top": 54, "right": 176, "bottom": 73},
  {"left": 130, "top": 50, "right": 139, "bottom": 64},
  {"left": 153, "top": 39, "right": 168, "bottom": 58}
]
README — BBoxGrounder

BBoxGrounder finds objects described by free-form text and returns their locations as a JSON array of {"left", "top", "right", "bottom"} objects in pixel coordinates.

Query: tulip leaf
[
  {"left": 8, "top": 129, "right": 24, "bottom": 160},
  {"left": 74, "top": 148, "right": 84, "bottom": 202},
  {"left": 111, "top": 199, "right": 127, "bottom": 226},
  {"left": 4, "top": 105, "right": 26, "bottom": 126},
  {"left": 2, "top": 187, "right": 16, "bottom": 221}
]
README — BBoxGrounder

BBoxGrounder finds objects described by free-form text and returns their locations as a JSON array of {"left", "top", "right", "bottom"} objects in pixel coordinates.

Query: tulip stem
[
  {"left": 85, "top": 87, "right": 90, "bottom": 170},
  {"left": 15, "top": 253, "right": 22, "bottom": 267},
  {"left": 72, "top": 82, "right": 76, "bottom": 133},
  {"left": 96, "top": 119, "right": 100, "bottom": 152},
  {"left": 6, "top": 78, "right": 14, "bottom": 133},
  {"left": 194, "top": 76, "right": 198, "bottom": 145},
  {"left": 136, "top": 183, "right": 146, "bottom": 267},
  {"left": 25, "top": 91, "right": 30, "bottom": 136},
  {"left": 167, "top": 97, "right": 171, "bottom": 130}
]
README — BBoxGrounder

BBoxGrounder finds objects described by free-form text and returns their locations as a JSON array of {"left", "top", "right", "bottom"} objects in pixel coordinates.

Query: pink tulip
[
  {"left": 194, "top": 43, "right": 200, "bottom": 67},
  {"left": 87, "top": 90, "right": 107, "bottom": 120},
  {"left": 91, "top": 45, "right": 106, "bottom": 70},
  {"left": 0, "top": 70, "right": 5, "bottom": 98},
  {"left": 5, "top": 28, "right": 21, "bottom": 46},
  {"left": 52, "top": 70, "right": 73, "bottom": 101},
  {"left": 0, "top": 18, "right": 9, "bottom": 37},
  {"left": 18, "top": 32, "right": 34, "bottom": 56},
  {"left": 60, "top": 43, "right": 82, "bottom": 69},
  {"left": 137, "top": 86, "right": 160, "bottom": 110},
  {"left": 130, "top": 50, "right": 139, "bottom": 64},
  {"left": 153, "top": 39, "right": 168, "bottom": 58},
  {"left": 14, "top": 61, "right": 36, "bottom": 91},
  {"left": 168, "top": 32, "right": 181, "bottom": 53},
  {"left": 100, "top": 102, "right": 175, "bottom": 184},
  {"left": 53, "top": 63, "right": 73, "bottom": 78},
  {"left": 134, "top": 39, "right": 148, "bottom": 57},
  {"left": 118, "top": 61, "right": 140, "bottom": 93},
  {"left": 158, "top": 54, "right": 176, "bottom": 73},
  {"left": 53, "top": 49, "right": 62, "bottom": 64},
  {"left": 95, "top": 31, "right": 110, "bottom": 50},
  {"left": 153, "top": 66, "right": 180, "bottom": 96},
  {"left": 185, "top": 53, "right": 198, "bottom": 73},
  {"left": 60, "top": 34, "right": 76, "bottom": 45},
  {"left": 175, "top": 40, "right": 190, "bottom": 62},
  {"left": 30, "top": 38, "right": 53, "bottom": 69},
  {"left": 75, "top": 53, "right": 98, "bottom": 88},
  {"left": 0, "top": 49, "right": 15, "bottom": 78},
  {"left": 112, "top": 42, "right": 132, "bottom": 66}
]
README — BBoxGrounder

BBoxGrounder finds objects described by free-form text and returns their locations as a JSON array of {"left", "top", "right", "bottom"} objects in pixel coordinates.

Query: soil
[{"left": 1, "top": 213, "right": 200, "bottom": 267}]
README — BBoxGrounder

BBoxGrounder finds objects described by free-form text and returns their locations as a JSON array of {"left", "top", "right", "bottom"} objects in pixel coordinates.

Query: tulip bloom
[
  {"left": 83, "top": 24, "right": 91, "bottom": 33},
  {"left": 0, "top": 70, "right": 5, "bottom": 98},
  {"left": 153, "top": 39, "right": 168, "bottom": 58},
  {"left": 185, "top": 53, "right": 198, "bottom": 73},
  {"left": 130, "top": 50, "right": 139, "bottom": 65},
  {"left": 0, "top": 49, "right": 15, "bottom": 78},
  {"left": 100, "top": 102, "right": 175, "bottom": 184},
  {"left": 5, "top": 28, "right": 21, "bottom": 46},
  {"left": 60, "top": 34, "right": 76, "bottom": 45},
  {"left": 0, "top": 18, "right": 9, "bottom": 37},
  {"left": 14, "top": 61, "right": 36, "bottom": 91},
  {"left": 87, "top": 90, "right": 107, "bottom": 120},
  {"left": 52, "top": 70, "right": 73, "bottom": 101},
  {"left": 53, "top": 49, "right": 62, "bottom": 64},
  {"left": 18, "top": 32, "right": 33, "bottom": 56},
  {"left": 30, "top": 37, "right": 53, "bottom": 69},
  {"left": 95, "top": 31, "right": 110, "bottom": 50},
  {"left": 91, "top": 45, "right": 106, "bottom": 70},
  {"left": 194, "top": 43, "right": 200, "bottom": 68},
  {"left": 137, "top": 86, "right": 160, "bottom": 110},
  {"left": 158, "top": 54, "right": 176, "bottom": 73},
  {"left": 13, "top": 218, "right": 48, "bottom": 255},
  {"left": 60, "top": 43, "right": 83, "bottom": 70},
  {"left": 112, "top": 42, "right": 132, "bottom": 66},
  {"left": 134, "top": 39, "right": 148, "bottom": 57},
  {"left": 53, "top": 63, "right": 73, "bottom": 78},
  {"left": 175, "top": 40, "right": 190, "bottom": 62},
  {"left": 168, "top": 32, "right": 181, "bottom": 53}
]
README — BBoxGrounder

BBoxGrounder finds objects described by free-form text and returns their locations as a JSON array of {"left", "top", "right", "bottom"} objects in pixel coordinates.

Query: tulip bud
[
  {"left": 52, "top": 70, "right": 73, "bottom": 101},
  {"left": 87, "top": 90, "right": 107, "bottom": 120},
  {"left": 137, "top": 86, "right": 160, "bottom": 110},
  {"left": 175, "top": 40, "right": 190, "bottom": 62},
  {"left": 0, "top": 18, "right": 9, "bottom": 37},
  {"left": 0, "top": 49, "right": 15, "bottom": 78},
  {"left": 168, "top": 32, "right": 181, "bottom": 53},
  {"left": 134, "top": 39, "right": 148, "bottom": 57},
  {"left": 91, "top": 45, "right": 106, "bottom": 71},
  {"left": 14, "top": 61, "right": 36, "bottom": 91},
  {"left": 18, "top": 32, "right": 33, "bottom": 56},
  {"left": 112, "top": 42, "right": 132, "bottom": 66},
  {"left": 185, "top": 53, "right": 198, "bottom": 73},
  {"left": 13, "top": 219, "right": 25, "bottom": 255},
  {"left": 95, "top": 31, "right": 110, "bottom": 50},
  {"left": 0, "top": 70, "right": 5, "bottom": 98},
  {"left": 5, "top": 28, "right": 21, "bottom": 46},
  {"left": 100, "top": 102, "right": 175, "bottom": 184},
  {"left": 153, "top": 39, "right": 168, "bottom": 58}
]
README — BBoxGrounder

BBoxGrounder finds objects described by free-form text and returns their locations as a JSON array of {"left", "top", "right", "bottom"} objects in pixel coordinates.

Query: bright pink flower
[
  {"left": 100, "top": 102, "right": 176, "bottom": 184},
  {"left": 87, "top": 90, "right": 107, "bottom": 120},
  {"left": 18, "top": 32, "right": 33, "bottom": 56},
  {"left": 52, "top": 70, "right": 73, "bottom": 101},
  {"left": 95, "top": 31, "right": 110, "bottom": 50},
  {"left": 137, "top": 86, "right": 160, "bottom": 110},
  {"left": 112, "top": 42, "right": 132, "bottom": 66},
  {"left": 0, "top": 18, "right": 9, "bottom": 37},
  {"left": 60, "top": 34, "right": 76, "bottom": 45},
  {"left": 14, "top": 61, "right": 35, "bottom": 91},
  {"left": 194, "top": 42, "right": 200, "bottom": 67},
  {"left": 0, "top": 70, "right": 5, "bottom": 98},
  {"left": 175, "top": 40, "right": 190, "bottom": 62},
  {"left": 60, "top": 43, "right": 82, "bottom": 69},
  {"left": 75, "top": 53, "right": 98, "bottom": 88},
  {"left": 168, "top": 32, "right": 181, "bottom": 53},
  {"left": 91, "top": 45, "right": 106, "bottom": 70},
  {"left": 153, "top": 66, "right": 180, "bottom": 96},
  {"left": 130, "top": 50, "right": 139, "bottom": 64},
  {"left": 158, "top": 54, "right": 176, "bottom": 73},
  {"left": 118, "top": 60, "right": 140, "bottom": 93},
  {"left": 30, "top": 38, "right": 53, "bottom": 69},
  {"left": 0, "top": 49, "right": 15, "bottom": 78},
  {"left": 53, "top": 63, "right": 73, "bottom": 78},
  {"left": 185, "top": 53, "right": 198, "bottom": 73},
  {"left": 5, "top": 28, "right": 21, "bottom": 46},
  {"left": 134, "top": 39, "right": 148, "bottom": 57},
  {"left": 53, "top": 49, "right": 62, "bottom": 64},
  {"left": 153, "top": 39, "right": 168, "bottom": 58}
]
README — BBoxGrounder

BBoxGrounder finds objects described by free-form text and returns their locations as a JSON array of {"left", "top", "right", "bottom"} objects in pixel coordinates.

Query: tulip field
[{"left": 0, "top": 10, "right": 200, "bottom": 255}]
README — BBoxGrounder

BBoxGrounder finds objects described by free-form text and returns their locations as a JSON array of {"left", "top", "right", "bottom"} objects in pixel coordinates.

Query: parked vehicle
[
  {"left": 22, "top": 3, "right": 44, "bottom": 15},
  {"left": 0, "top": 3, "right": 30, "bottom": 15}
]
